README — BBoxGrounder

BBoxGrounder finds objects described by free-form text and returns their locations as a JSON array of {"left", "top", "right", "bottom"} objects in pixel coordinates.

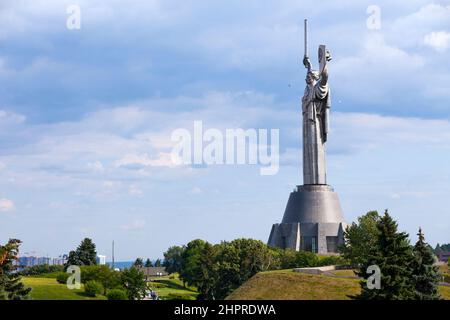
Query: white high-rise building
[{"left": 97, "top": 255, "right": 106, "bottom": 265}]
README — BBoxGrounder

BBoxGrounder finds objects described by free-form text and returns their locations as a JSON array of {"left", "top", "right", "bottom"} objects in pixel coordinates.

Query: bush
[
  {"left": 317, "top": 255, "right": 347, "bottom": 267},
  {"left": 56, "top": 272, "right": 70, "bottom": 284},
  {"left": 106, "top": 289, "right": 128, "bottom": 300},
  {"left": 84, "top": 280, "right": 103, "bottom": 297},
  {"left": 279, "top": 250, "right": 319, "bottom": 269},
  {"left": 20, "top": 264, "right": 64, "bottom": 276}
]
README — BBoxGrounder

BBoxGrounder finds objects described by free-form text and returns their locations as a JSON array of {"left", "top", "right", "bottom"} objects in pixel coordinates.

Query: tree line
[
  {"left": 1, "top": 210, "right": 447, "bottom": 300},
  {"left": 162, "top": 238, "right": 345, "bottom": 300}
]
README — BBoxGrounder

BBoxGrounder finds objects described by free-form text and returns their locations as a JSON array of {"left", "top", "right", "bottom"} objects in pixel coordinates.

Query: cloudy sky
[{"left": 0, "top": 0, "right": 449, "bottom": 260}]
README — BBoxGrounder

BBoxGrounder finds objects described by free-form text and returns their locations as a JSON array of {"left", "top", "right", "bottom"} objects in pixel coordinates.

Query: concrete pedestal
[{"left": 268, "top": 185, "right": 346, "bottom": 254}]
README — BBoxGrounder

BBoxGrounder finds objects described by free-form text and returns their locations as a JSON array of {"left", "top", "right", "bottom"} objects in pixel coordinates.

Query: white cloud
[
  {"left": 120, "top": 219, "right": 146, "bottom": 231},
  {"left": 330, "top": 112, "right": 450, "bottom": 156},
  {"left": 333, "top": 33, "right": 425, "bottom": 104},
  {"left": 115, "top": 152, "right": 176, "bottom": 169},
  {"left": 190, "top": 187, "right": 203, "bottom": 195},
  {"left": 128, "top": 185, "right": 143, "bottom": 196},
  {"left": 87, "top": 160, "right": 105, "bottom": 173},
  {"left": 0, "top": 110, "right": 26, "bottom": 126},
  {"left": 424, "top": 31, "right": 450, "bottom": 52},
  {"left": 0, "top": 198, "right": 15, "bottom": 212}
]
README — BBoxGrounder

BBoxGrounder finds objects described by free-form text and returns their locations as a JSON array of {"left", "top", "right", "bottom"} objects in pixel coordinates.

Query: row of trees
[
  {"left": 162, "top": 238, "right": 345, "bottom": 300},
  {"left": 133, "top": 257, "right": 162, "bottom": 268},
  {"left": 162, "top": 210, "right": 444, "bottom": 300},
  {"left": 340, "top": 210, "right": 442, "bottom": 300}
]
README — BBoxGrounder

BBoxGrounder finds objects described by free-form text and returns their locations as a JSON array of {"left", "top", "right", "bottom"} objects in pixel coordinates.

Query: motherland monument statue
[{"left": 268, "top": 20, "right": 347, "bottom": 254}]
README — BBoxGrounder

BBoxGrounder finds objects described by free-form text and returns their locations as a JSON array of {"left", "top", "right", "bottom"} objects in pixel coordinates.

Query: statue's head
[{"left": 306, "top": 70, "right": 320, "bottom": 85}]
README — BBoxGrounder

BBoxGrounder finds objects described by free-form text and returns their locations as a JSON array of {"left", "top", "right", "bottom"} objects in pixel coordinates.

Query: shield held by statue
[{"left": 318, "top": 45, "right": 327, "bottom": 75}]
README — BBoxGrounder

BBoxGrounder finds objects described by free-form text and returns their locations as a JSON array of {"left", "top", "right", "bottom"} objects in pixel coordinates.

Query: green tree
[
  {"left": 65, "top": 238, "right": 97, "bottom": 268},
  {"left": 80, "top": 265, "right": 120, "bottom": 295},
  {"left": 121, "top": 267, "right": 148, "bottom": 300},
  {"left": 179, "top": 239, "right": 208, "bottom": 287},
  {"left": 411, "top": 228, "right": 441, "bottom": 300},
  {"left": 144, "top": 258, "right": 153, "bottom": 268},
  {"left": 340, "top": 211, "right": 380, "bottom": 265},
  {"left": 177, "top": 238, "right": 281, "bottom": 300},
  {"left": 355, "top": 210, "right": 415, "bottom": 300},
  {"left": 133, "top": 258, "right": 144, "bottom": 268},
  {"left": 196, "top": 243, "right": 218, "bottom": 300},
  {"left": 229, "top": 239, "right": 274, "bottom": 283},
  {"left": 0, "top": 239, "right": 31, "bottom": 300},
  {"left": 213, "top": 242, "right": 241, "bottom": 299},
  {"left": 163, "top": 245, "right": 185, "bottom": 274}
]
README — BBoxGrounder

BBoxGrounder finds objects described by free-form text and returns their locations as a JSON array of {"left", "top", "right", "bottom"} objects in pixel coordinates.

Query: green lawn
[
  {"left": 147, "top": 274, "right": 198, "bottom": 300},
  {"left": 22, "top": 277, "right": 106, "bottom": 300},
  {"left": 22, "top": 274, "right": 197, "bottom": 300}
]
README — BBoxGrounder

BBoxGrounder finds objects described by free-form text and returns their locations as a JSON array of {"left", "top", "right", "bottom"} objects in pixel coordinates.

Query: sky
[{"left": 0, "top": 0, "right": 449, "bottom": 260}]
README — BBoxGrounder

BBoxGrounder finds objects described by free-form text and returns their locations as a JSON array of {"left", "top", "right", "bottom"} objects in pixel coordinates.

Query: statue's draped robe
[{"left": 302, "top": 80, "right": 330, "bottom": 185}]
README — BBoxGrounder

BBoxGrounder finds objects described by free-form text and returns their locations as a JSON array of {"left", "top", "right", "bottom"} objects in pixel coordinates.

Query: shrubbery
[
  {"left": 84, "top": 280, "right": 103, "bottom": 297},
  {"left": 106, "top": 289, "right": 128, "bottom": 300},
  {"left": 20, "top": 264, "right": 64, "bottom": 276},
  {"left": 317, "top": 255, "right": 347, "bottom": 267},
  {"left": 277, "top": 249, "right": 319, "bottom": 269},
  {"left": 56, "top": 272, "right": 70, "bottom": 284}
]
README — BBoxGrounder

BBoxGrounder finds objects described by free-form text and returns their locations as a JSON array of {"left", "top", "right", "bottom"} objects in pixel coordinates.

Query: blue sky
[{"left": 0, "top": 0, "right": 449, "bottom": 260}]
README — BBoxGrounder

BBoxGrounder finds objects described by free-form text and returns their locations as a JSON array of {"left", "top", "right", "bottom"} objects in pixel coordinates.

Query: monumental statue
[{"left": 268, "top": 20, "right": 347, "bottom": 254}]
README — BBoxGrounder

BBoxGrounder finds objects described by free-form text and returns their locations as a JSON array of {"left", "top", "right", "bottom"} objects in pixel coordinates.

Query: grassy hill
[
  {"left": 22, "top": 277, "right": 106, "bottom": 300},
  {"left": 227, "top": 269, "right": 450, "bottom": 300}
]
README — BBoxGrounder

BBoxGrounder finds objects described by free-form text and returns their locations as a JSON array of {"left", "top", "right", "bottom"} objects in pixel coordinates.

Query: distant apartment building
[
  {"left": 97, "top": 255, "right": 106, "bottom": 265},
  {"left": 17, "top": 254, "right": 67, "bottom": 267}
]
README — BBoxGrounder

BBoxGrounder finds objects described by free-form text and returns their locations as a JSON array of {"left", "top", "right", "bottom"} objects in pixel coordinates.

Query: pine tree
[
  {"left": 411, "top": 228, "right": 441, "bottom": 300},
  {"left": 144, "top": 258, "right": 153, "bottom": 268},
  {"left": 0, "top": 239, "right": 31, "bottom": 300},
  {"left": 65, "top": 238, "right": 97, "bottom": 269},
  {"left": 133, "top": 258, "right": 144, "bottom": 268},
  {"left": 355, "top": 210, "right": 415, "bottom": 300}
]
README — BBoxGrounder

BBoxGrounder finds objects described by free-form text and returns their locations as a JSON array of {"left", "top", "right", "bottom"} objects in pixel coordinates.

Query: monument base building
[{"left": 268, "top": 185, "right": 346, "bottom": 254}]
